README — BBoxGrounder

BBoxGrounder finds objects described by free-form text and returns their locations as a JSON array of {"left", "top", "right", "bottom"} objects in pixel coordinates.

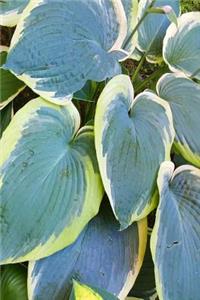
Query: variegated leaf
[
  {"left": 157, "top": 73, "right": 200, "bottom": 167},
  {"left": 129, "top": 230, "right": 157, "bottom": 300},
  {"left": 28, "top": 203, "right": 147, "bottom": 300},
  {"left": 0, "top": 98, "right": 103, "bottom": 264},
  {"left": 4, "top": 0, "right": 128, "bottom": 104},
  {"left": 151, "top": 161, "right": 200, "bottom": 300},
  {"left": 137, "top": 0, "right": 180, "bottom": 63},
  {"left": 95, "top": 74, "right": 175, "bottom": 228},
  {"left": 70, "top": 281, "right": 119, "bottom": 300},
  {"left": 0, "top": 0, "right": 29, "bottom": 27},
  {"left": 121, "top": 0, "right": 138, "bottom": 55},
  {"left": 163, "top": 12, "right": 200, "bottom": 79}
]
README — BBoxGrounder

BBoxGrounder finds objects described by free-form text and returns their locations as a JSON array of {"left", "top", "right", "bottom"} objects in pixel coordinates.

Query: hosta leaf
[
  {"left": 0, "top": 102, "right": 13, "bottom": 138},
  {"left": 0, "top": 0, "right": 29, "bottom": 27},
  {"left": 151, "top": 161, "right": 200, "bottom": 300},
  {"left": 95, "top": 74, "right": 174, "bottom": 228},
  {"left": 69, "top": 281, "right": 119, "bottom": 300},
  {"left": 0, "top": 98, "right": 103, "bottom": 264},
  {"left": 137, "top": 0, "right": 180, "bottom": 63},
  {"left": 0, "top": 46, "right": 25, "bottom": 109},
  {"left": 4, "top": 0, "right": 128, "bottom": 104},
  {"left": 122, "top": 0, "right": 138, "bottom": 54},
  {"left": 157, "top": 73, "right": 200, "bottom": 167},
  {"left": 28, "top": 203, "right": 147, "bottom": 300},
  {"left": 0, "top": 264, "right": 28, "bottom": 300},
  {"left": 129, "top": 230, "right": 157, "bottom": 300},
  {"left": 163, "top": 12, "right": 200, "bottom": 79},
  {"left": 73, "top": 81, "right": 97, "bottom": 102},
  {"left": 129, "top": 47, "right": 143, "bottom": 61}
]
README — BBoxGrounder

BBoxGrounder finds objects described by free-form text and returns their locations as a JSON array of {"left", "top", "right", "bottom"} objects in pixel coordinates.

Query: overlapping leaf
[
  {"left": 28, "top": 203, "right": 147, "bottom": 300},
  {"left": 0, "top": 0, "right": 29, "bottom": 27},
  {"left": 129, "top": 230, "right": 157, "bottom": 300},
  {"left": 121, "top": 0, "right": 138, "bottom": 54},
  {"left": 0, "top": 98, "right": 103, "bottom": 264},
  {"left": 163, "top": 12, "right": 200, "bottom": 79},
  {"left": 151, "top": 161, "right": 200, "bottom": 300},
  {"left": 137, "top": 0, "right": 180, "bottom": 63},
  {"left": 95, "top": 75, "right": 175, "bottom": 228},
  {"left": 4, "top": 0, "right": 130, "bottom": 104},
  {"left": 0, "top": 46, "right": 25, "bottom": 109},
  {"left": 70, "top": 281, "right": 119, "bottom": 300},
  {"left": 157, "top": 73, "right": 200, "bottom": 167}
]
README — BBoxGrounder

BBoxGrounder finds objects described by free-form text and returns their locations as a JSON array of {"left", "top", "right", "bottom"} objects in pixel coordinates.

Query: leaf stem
[
  {"left": 131, "top": 18, "right": 166, "bottom": 82},
  {"left": 134, "top": 65, "right": 168, "bottom": 93},
  {"left": 123, "top": 0, "right": 156, "bottom": 49}
]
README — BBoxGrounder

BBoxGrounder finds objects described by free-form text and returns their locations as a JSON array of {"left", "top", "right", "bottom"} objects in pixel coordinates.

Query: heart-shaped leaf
[
  {"left": 28, "top": 202, "right": 147, "bottom": 300},
  {"left": 0, "top": 264, "right": 28, "bottom": 300},
  {"left": 151, "top": 161, "right": 200, "bottom": 300},
  {"left": 137, "top": 0, "right": 180, "bottom": 63},
  {"left": 95, "top": 75, "right": 175, "bottom": 228},
  {"left": 4, "top": 0, "right": 129, "bottom": 104},
  {"left": 0, "top": 46, "right": 25, "bottom": 109},
  {"left": 163, "top": 12, "right": 200, "bottom": 79},
  {"left": 0, "top": 0, "right": 29, "bottom": 27},
  {"left": 0, "top": 97, "right": 103, "bottom": 264},
  {"left": 70, "top": 281, "right": 119, "bottom": 300},
  {"left": 157, "top": 73, "right": 200, "bottom": 167}
]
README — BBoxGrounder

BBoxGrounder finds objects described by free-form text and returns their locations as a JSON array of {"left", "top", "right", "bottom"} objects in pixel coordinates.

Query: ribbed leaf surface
[
  {"left": 28, "top": 204, "right": 147, "bottom": 300},
  {"left": 95, "top": 75, "right": 175, "bottom": 228},
  {"left": 0, "top": 98, "right": 103, "bottom": 263},
  {"left": 151, "top": 161, "right": 200, "bottom": 300},
  {"left": 157, "top": 73, "right": 200, "bottom": 167},
  {"left": 163, "top": 12, "right": 200, "bottom": 79}
]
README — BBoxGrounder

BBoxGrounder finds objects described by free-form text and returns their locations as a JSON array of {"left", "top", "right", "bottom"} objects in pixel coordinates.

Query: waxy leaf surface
[
  {"left": 0, "top": 98, "right": 103, "bottom": 263},
  {"left": 95, "top": 75, "right": 174, "bottom": 228},
  {"left": 157, "top": 73, "right": 200, "bottom": 167},
  {"left": 28, "top": 204, "right": 147, "bottom": 300},
  {"left": 163, "top": 12, "right": 200, "bottom": 79},
  {"left": 151, "top": 162, "right": 200, "bottom": 300},
  {"left": 4, "top": 0, "right": 128, "bottom": 104}
]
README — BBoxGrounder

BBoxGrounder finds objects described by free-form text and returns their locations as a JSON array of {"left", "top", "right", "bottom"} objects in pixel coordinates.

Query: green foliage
[
  {"left": 0, "top": 0, "right": 200, "bottom": 299},
  {"left": 181, "top": 0, "right": 200, "bottom": 12}
]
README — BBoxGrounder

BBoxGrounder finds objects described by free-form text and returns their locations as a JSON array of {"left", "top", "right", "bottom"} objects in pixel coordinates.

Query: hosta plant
[{"left": 0, "top": 0, "right": 200, "bottom": 299}]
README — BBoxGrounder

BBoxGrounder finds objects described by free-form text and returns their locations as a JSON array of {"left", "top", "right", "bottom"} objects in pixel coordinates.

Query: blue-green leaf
[
  {"left": 95, "top": 74, "right": 175, "bottom": 228},
  {"left": 4, "top": 0, "right": 128, "bottom": 104},
  {"left": 137, "top": 0, "right": 180, "bottom": 63},
  {"left": 157, "top": 73, "right": 200, "bottom": 167},
  {"left": 0, "top": 98, "right": 103, "bottom": 264},
  {"left": 70, "top": 280, "right": 119, "bottom": 300},
  {"left": 151, "top": 161, "right": 200, "bottom": 300},
  {"left": 0, "top": 264, "right": 28, "bottom": 300},
  {"left": 163, "top": 12, "right": 200, "bottom": 79},
  {"left": 28, "top": 203, "right": 147, "bottom": 300},
  {"left": 0, "top": 0, "right": 29, "bottom": 27},
  {"left": 0, "top": 46, "right": 25, "bottom": 109}
]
